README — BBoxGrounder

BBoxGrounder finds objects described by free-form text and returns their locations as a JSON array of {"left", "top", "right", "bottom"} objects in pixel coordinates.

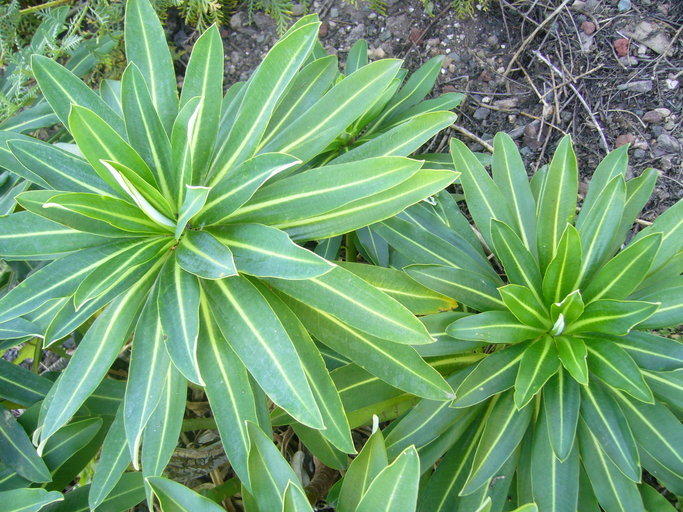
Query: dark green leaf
[{"left": 514, "top": 336, "right": 560, "bottom": 408}]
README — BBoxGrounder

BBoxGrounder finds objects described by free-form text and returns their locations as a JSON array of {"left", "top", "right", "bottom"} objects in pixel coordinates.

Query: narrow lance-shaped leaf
[
  {"left": 541, "top": 224, "right": 582, "bottom": 304},
  {"left": 514, "top": 335, "right": 560, "bottom": 408},
  {"left": 565, "top": 299, "right": 659, "bottom": 336},
  {"left": 38, "top": 262, "right": 159, "bottom": 449},
  {"left": 124, "top": 285, "right": 170, "bottom": 468},
  {"left": 267, "top": 265, "right": 434, "bottom": 344},
  {"left": 148, "top": 476, "right": 225, "bottom": 512},
  {"left": 0, "top": 489, "right": 63, "bottom": 512},
  {"left": 356, "top": 446, "right": 421, "bottom": 512},
  {"left": 203, "top": 276, "right": 323, "bottom": 428},
  {"left": 447, "top": 311, "right": 545, "bottom": 344},
  {"left": 0, "top": 406, "right": 51, "bottom": 482},
  {"left": 175, "top": 185, "right": 210, "bottom": 239},
  {"left": 491, "top": 132, "right": 537, "bottom": 254},
  {"left": 542, "top": 368, "right": 580, "bottom": 460},
  {"left": 536, "top": 135, "right": 578, "bottom": 271},
  {"left": 125, "top": 0, "right": 179, "bottom": 132},
  {"left": 158, "top": 260, "right": 203, "bottom": 385},
  {"left": 554, "top": 336, "right": 589, "bottom": 385},
  {"left": 175, "top": 230, "right": 237, "bottom": 280},
  {"left": 197, "top": 294, "right": 258, "bottom": 486}
]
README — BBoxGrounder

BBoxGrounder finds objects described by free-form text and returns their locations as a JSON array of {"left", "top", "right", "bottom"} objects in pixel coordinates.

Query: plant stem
[
  {"left": 32, "top": 338, "right": 43, "bottom": 374},
  {"left": 20, "top": 0, "right": 72, "bottom": 15},
  {"left": 182, "top": 416, "right": 217, "bottom": 431},
  {"left": 345, "top": 233, "right": 357, "bottom": 263}
]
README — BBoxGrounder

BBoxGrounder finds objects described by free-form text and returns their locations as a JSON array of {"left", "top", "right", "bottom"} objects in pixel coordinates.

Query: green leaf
[
  {"left": 346, "top": 39, "right": 368, "bottom": 74},
  {"left": 542, "top": 368, "right": 580, "bottom": 460},
  {"left": 0, "top": 212, "right": 107, "bottom": 261},
  {"left": 549, "top": 289, "right": 585, "bottom": 328},
  {"left": 491, "top": 132, "right": 537, "bottom": 254},
  {"left": 633, "top": 276, "right": 683, "bottom": 329},
  {"left": 610, "top": 168, "right": 658, "bottom": 255},
  {"left": 263, "top": 56, "right": 338, "bottom": 148},
  {"left": 462, "top": 391, "right": 533, "bottom": 495},
  {"left": 148, "top": 476, "right": 224, "bottom": 512},
  {"left": 72, "top": 239, "right": 166, "bottom": 309},
  {"left": 124, "top": 0, "right": 179, "bottom": 133},
  {"left": 0, "top": 359, "right": 51, "bottom": 407},
  {"left": 375, "top": 214, "right": 497, "bottom": 279},
  {"left": 450, "top": 138, "right": 513, "bottom": 248},
  {"left": 246, "top": 422, "right": 302, "bottom": 509},
  {"left": 577, "top": 418, "right": 645, "bottom": 512},
  {"left": 68, "top": 105, "right": 156, "bottom": 196},
  {"left": 491, "top": 220, "right": 543, "bottom": 294},
  {"left": 575, "top": 175, "right": 626, "bottom": 284},
  {"left": 32, "top": 54, "right": 124, "bottom": 134},
  {"left": 197, "top": 299, "right": 257, "bottom": 486},
  {"left": 531, "top": 410, "right": 580, "bottom": 512},
  {"left": 555, "top": 336, "right": 588, "bottom": 385},
  {"left": 198, "top": 152, "right": 300, "bottom": 226},
  {"left": 338, "top": 262, "right": 457, "bottom": 315},
  {"left": 613, "top": 390, "right": 683, "bottom": 483},
  {"left": 0, "top": 406, "right": 51, "bottom": 482},
  {"left": 284, "top": 169, "right": 457, "bottom": 241},
  {"left": 100, "top": 159, "right": 175, "bottom": 225},
  {"left": 292, "top": 424, "right": 348, "bottom": 470},
  {"left": 580, "top": 382, "right": 640, "bottom": 482},
  {"left": 38, "top": 264, "right": 157, "bottom": 448},
  {"left": 584, "top": 337, "right": 653, "bottom": 402},
  {"left": 8, "top": 138, "right": 113, "bottom": 195},
  {"left": 0, "top": 488, "right": 63, "bottom": 512},
  {"left": 230, "top": 156, "right": 421, "bottom": 226},
  {"left": 101, "top": 79, "right": 122, "bottom": 115},
  {"left": 535, "top": 135, "right": 578, "bottom": 271},
  {"left": 89, "top": 407, "right": 130, "bottom": 509},
  {"left": 267, "top": 265, "right": 433, "bottom": 344},
  {"left": 283, "top": 481, "right": 314, "bottom": 512},
  {"left": 257, "top": 284, "right": 353, "bottom": 452},
  {"left": 631, "top": 198, "right": 683, "bottom": 272},
  {"left": 499, "top": 284, "right": 550, "bottom": 329},
  {"left": 337, "top": 428, "right": 388, "bottom": 512},
  {"left": 141, "top": 364, "right": 186, "bottom": 498},
  {"left": 121, "top": 63, "right": 174, "bottom": 201},
  {"left": 356, "top": 445, "right": 420, "bottom": 512},
  {"left": 615, "top": 331, "right": 683, "bottom": 372},
  {"left": 209, "top": 16, "right": 320, "bottom": 183},
  {"left": 0, "top": 240, "right": 145, "bottom": 323},
  {"left": 565, "top": 299, "right": 658, "bottom": 336},
  {"left": 178, "top": 25, "right": 222, "bottom": 182},
  {"left": 259, "top": 59, "right": 402, "bottom": 164},
  {"left": 454, "top": 343, "right": 527, "bottom": 407},
  {"left": 158, "top": 260, "right": 202, "bottom": 385},
  {"left": 175, "top": 230, "right": 237, "bottom": 280},
  {"left": 124, "top": 287, "right": 170, "bottom": 467},
  {"left": 514, "top": 336, "right": 560, "bottom": 408},
  {"left": 541, "top": 224, "right": 582, "bottom": 304},
  {"left": 279, "top": 295, "right": 454, "bottom": 401},
  {"left": 405, "top": 265, "right": 504, "bottom": 312},
  {"left": 578, "top": 144, "right": 628, "bottom": 226},
  {"left": 639, "top": 483, "right": 677, "bottom": 512},
  {"left": 203, "top": 277, "right": 322, "bottom": 428},
  {"left": 41, "top": 192, "right": 168, "bottom": 236},
  {"left": 175, "top": 185, "right": 210, "bottom": 239},
  {"left": 211, "top": 223, "right": 332, "bottom": 279},
  {"left": 337, "top": 112, "right": 456, "bottom": 163},
  {"left": 447, "top": 311, "right": 545, "bottom": 343}
]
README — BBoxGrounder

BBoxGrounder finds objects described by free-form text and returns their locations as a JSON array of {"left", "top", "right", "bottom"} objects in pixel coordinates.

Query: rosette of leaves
[
  {"left": 368, "top": 134, "right": 683, "bottom": 511},
  {"left": 0, "top": 0, "right": 459, "bottom": 506}
]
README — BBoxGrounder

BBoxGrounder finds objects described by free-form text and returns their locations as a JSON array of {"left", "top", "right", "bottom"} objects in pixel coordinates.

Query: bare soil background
[{"left": 171, "top": 0, "right": 682, "bottom": 220}]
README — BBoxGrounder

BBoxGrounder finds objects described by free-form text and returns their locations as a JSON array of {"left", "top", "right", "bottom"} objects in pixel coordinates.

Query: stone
[
  {"left": 614, "top": 38, "right": 630, "bottom": 57},
  {"left": 473, "top": 107, "right": 490, "bottom": 121},
  {"left": 426, "top": 38, "right": 440, "bottom": 46},
  {"left": 616, "top": 80, "right": 653, "bottom": 93},
  {"left": 617, "top": 0, "right": 631, "bottom": 11},
  {"left": 409, "top": 28, "right": 423, "bottom": 44},
  {"left": 619, "top": 56, "right": 638, "bottom": 66},
  {"left": 623, "top": 21, "right": 674, "bottom": 55},
  {"left": 230, "top": 12, "right": 243, "bottom": 29},
  {"left": 664, "top": 79, "right": 679, "bottom": 90},
  {"left": 581, "top": 21, "right": 596, "bottom": 35},
  {"left": 633, "top": 148, "right": 647, "bottom": 159},
  {"left": 386, "top": 14, "right": 411, "bottom": 37},
  {"left": 493, "top": 98, "right": 519, "bottom": 109},
  {"left": 642, "top": 108, "right": 670, "bottom": 123},
  {"left": 615, "top": 134, "right": 635, "bottom": 147},
  {"left": 656, "top": 134, "right": 682, "bottom": 153},
  {"left": 318, "top": 21, "right": 329, "bottom": 38},
  {"left": 329, "top": 7, "right": 339, "bottom": 17},
  {"left": 368, "top": 47, "right": 386, "bottom": 60}
]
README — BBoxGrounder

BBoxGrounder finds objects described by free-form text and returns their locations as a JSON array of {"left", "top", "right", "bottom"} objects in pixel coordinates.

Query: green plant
[
  {"left": 367, "top": 134, "right": 683, "bottom": 510},
  {"left": 0, "top": 0, "right": 461, "bottom": 507}
]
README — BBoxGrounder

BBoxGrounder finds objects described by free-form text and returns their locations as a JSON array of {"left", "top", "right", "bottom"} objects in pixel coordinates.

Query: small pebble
[
  {"left": 617, "top": 0, "right": 631, "bottom": 11},
  {"left": 615, "top": 134, "right": 635, "bottom": 147},
  {"left": 473, "top": 107, "right": 490, "bottom": 121},
  {"left": 614, "top": 38, "right": 630, "bottom": 57},
  {"left": 581, "top": 21, "right": 596, "bottom": 35},
  {"left": 318, "top": 21, "right": 329, "bottom": 38}
]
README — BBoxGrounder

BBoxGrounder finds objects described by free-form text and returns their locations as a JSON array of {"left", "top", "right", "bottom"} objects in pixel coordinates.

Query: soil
[{"left": 172, "top": 0, "right": 682, "bottom": 220}]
